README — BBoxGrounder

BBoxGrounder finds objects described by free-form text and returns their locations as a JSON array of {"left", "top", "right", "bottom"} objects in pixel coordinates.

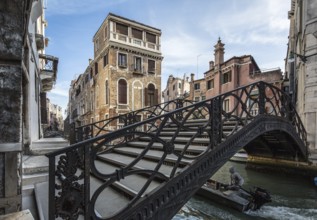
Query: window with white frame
[{"left": 133, "top": 56, "right": 142, "bottom": 72}]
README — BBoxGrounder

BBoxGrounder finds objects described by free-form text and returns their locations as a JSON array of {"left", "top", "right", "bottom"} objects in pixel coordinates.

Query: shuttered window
[
  {"left": 132, "top": 28, "right": 142, "bottom": 39},
  {"left": 118, "top": 79, "right": 127, "bottom": 104},
  {"left": 145, "top": 83, "right": 158, "bottom": 106},
  {"left": 116, "top": 23, "right": 128, "bottom": 35},
  {"left": 148, "top": 59, "right": 155, "bottom": 73},
  {"left": 146, "top": 32, "right": 156, "bottom": 43}
]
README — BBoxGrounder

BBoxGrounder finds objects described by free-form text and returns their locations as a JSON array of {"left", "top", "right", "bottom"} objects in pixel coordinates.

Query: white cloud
[{"left": 49, "top": 81, "right": 70, "bottom": 97}]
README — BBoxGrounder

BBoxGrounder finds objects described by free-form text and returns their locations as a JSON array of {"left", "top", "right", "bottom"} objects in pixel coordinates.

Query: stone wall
[{"left": 0, "top": 0, "right": 29, "bottom": 214}]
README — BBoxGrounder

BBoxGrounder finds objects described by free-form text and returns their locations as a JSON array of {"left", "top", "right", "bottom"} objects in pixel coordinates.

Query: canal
[{"left": 173, "top": 161, "right": 317, "bottom": 220}]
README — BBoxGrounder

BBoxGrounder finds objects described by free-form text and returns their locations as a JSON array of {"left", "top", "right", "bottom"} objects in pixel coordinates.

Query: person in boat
[{"left": 228, "top": 166, "right": 244, "bottom": 190}]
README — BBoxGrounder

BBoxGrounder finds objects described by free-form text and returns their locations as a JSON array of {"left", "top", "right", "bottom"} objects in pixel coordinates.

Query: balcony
[
  {"left": 35, "top": 33, "right": 45, "bottom": 50},
  {"left": 131, "top": 64, "right": 144, "bottom": 75},
  {"left": 39, "top": 54, "right": 59, "bottom": 92}
]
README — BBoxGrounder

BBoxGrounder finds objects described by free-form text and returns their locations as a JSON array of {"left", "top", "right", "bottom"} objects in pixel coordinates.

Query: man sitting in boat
[{"left": 227, "top": 166, "right": 244, "bottom": 190}]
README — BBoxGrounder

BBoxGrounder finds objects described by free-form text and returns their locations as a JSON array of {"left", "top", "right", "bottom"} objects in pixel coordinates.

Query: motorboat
[{"left": 196, "top": 179, "right": 272, "bottom": 212}]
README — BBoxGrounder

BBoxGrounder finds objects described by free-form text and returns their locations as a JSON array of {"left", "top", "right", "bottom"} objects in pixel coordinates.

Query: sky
[{"left": 44, "top": 0, "right": 291, "bottom": 116}]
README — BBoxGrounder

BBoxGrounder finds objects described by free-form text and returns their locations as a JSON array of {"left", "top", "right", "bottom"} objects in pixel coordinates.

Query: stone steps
[{"left": 30, "top": 137, "right": 69, "bottom": 155}]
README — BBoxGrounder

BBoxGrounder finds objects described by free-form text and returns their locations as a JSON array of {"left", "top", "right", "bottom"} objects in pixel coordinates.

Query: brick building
[{"left": 69, "top": 13, "right": 163, "bottom": 128}]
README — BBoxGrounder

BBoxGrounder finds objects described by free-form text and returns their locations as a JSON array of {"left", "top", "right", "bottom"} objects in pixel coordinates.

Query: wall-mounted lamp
[{"left": 289, "top": 51, "right": 317, "bottom": 63}]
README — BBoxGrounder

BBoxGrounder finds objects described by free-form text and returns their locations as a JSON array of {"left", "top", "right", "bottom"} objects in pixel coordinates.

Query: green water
[{"left": 173, "top": 161, "right": 317, "bottom": 220}]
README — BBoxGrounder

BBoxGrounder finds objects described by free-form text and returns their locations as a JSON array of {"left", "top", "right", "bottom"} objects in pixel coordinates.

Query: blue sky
[{"left": 45, "top": 0, "right": 290, "bottom": 116}]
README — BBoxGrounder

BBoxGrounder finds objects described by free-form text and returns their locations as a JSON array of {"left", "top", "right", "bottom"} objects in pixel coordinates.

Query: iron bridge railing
[
  {"left": 46, "top": 81, "right": 307, "bottom": 219},
  {"left": 72, "top": 98, "right": 196, "bottom": 143}
]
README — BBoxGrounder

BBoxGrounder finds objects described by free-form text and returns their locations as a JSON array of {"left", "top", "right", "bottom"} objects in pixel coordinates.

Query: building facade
[
  {"left": 162, "top": 74, "right": 191, "bottom": 110},
  {"left": 0, "top": 0, "right": 58, "bottom": 214},
  {"left": 203, "top": 38, "right": 283, "bottom": 114},
  {"left": 285, "top": 0, "right": 317, "bottom": 150},
  {"left": 69, "top": 13, "right": 163, "bottom": 129}
]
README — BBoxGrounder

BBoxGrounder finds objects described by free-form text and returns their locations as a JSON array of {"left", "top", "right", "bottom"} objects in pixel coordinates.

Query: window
[
  {"left": 105, "top": 80, "right": 109, "bottom": 105},
  {"left": 103, "top": 53, "right": 108, "bottom": 67},
  {"left": 116, "top": 23, "right": 128, "bottom": 35},
  {"left": 148, "top": 59, "right": 155, "bottom": 73},
  {"left": 90, "top": 91, "right": 94, "bottom": 111},
  {"left": 95, "top": 38, "right": 99, "bottom": 51},
  {"left": 167, "top": 90, "right": 169, "bottom": 95},
  {"left": 194, "top": 83, "right": 200, "bottom": 90},
  {"left": 104, "top": 26, "right": 108, "bottom": 40},
  {"left": 223, "top": 99, "right": 230, "bottom": 112},
  {"left": 118, "top": 79, "right": 127, "bottom": 104},
  {"left": 95, "top": 62, "right": 98, "bottom": 74},
  {"left": 194, "top": 97, "right": 200, "bottom": 102},
  {"left": 104, "top": 114, "right": 109, "bottom": 125},
  {"left": 222, "top": 71, "right": 232, "bottom": 84},
  {"left": 146, "top": 32, "right": 156, "bottom": 43},
  {"left": 132, "top": 28, "right": 142, "bottom": 40},
  {"left": 201, "top": 96, "right": 206, "bottom": 101},
  {"left": 133, "top": 56, "right": 142, "bottom": 72},
  {"left": 96, "top": 86, "right": 99, "bottom": 108},
  {"left": 147, "top": 83, "right": 156, "bottom": 106},
  {"left": 118, "top": 53, "right": 127, "bottom": 67},
  {"left": 173, "top": 84, "right": 175, "bottom": 91},
  {"left": 207, "top": 79, "right": 214, "bottom": 90},
  {"left": 179, "top": 83, "right": 181, "bottom": 89}
]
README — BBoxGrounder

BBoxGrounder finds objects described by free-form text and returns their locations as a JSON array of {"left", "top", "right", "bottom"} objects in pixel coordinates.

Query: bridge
[{"left": 46, "top": 81, "right": 308, "bottom": 219}]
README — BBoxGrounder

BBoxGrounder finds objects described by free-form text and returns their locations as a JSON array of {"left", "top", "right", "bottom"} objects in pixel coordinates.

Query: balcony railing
[{"left": 39, "top": 54, "right": 59, "bottom": 92}]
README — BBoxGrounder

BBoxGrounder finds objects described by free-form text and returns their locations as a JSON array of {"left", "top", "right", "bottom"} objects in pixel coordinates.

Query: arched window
[
  {"left": 145, "top": 83, "right": 157, "bottom": 106},
  {"left": 118, "top": 79, "right": 127, "bottom": 104}
]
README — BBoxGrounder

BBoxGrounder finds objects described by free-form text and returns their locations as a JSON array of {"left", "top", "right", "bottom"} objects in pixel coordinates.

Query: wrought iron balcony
[{"left": 39, "top": 54, "right": 59, "bottom": 92}]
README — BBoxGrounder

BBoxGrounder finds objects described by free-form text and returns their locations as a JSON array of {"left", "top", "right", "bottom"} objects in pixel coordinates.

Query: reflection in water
[{"left": 173, "top": 161, "right": 317, "bottom": 220}]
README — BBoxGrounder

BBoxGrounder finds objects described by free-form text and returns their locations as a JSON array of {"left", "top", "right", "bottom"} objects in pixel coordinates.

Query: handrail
[
  {"left": 46, "top": 81, "right": 307, "bottom": 219},
  {"left": 73, "top": 98, "right": 196, "bottom": 142}
]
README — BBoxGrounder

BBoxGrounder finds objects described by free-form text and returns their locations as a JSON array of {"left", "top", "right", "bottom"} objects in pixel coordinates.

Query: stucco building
[
  {"left": 285, "top": 0, "right": 317, "bottom": 150},
  {"left": 68, "top": 13, "right": 163, "bottom": 129},
  {"left": 162, "top": 74, "right": 191, "bottom": 110},
  {"left": 202, "top": 38, "right": 283, "bottom": 114}
]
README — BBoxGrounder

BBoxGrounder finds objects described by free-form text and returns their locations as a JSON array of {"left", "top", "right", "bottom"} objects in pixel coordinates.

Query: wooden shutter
[
  {"left": 119, "top": 79, "right": 127, "bottom": 104},
  {"left": 154, "top": 89, "right": 158, "bottom": 105}
]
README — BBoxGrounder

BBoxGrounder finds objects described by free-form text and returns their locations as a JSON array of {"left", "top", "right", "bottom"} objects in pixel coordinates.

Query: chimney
[
  {"left": 214, "top": 37, "right": 225, "bottom": 66},
  {"left": 209, "top": 61, "right": 214, "bottom": 69},
  {"left": 89, "top": 59, "right": 92, "bottom": 64},
  {"left": 190, "top": 73, "right": 195, "bottom": 82}
]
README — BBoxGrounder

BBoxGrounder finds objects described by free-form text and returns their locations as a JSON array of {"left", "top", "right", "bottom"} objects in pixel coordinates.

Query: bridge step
[
  {"left": 127, "top": 141, "right": 207, "bottom": 153},
  {"left": 97, "top": 153, "right": 181, "bottom": 177}
]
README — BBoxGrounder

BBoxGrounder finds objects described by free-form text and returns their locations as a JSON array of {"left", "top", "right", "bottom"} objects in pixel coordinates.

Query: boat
[{"left": 196, "top": 179, "right": 272, "bottom": 212}]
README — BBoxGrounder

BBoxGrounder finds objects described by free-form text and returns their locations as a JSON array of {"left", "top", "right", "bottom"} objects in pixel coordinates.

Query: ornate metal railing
[
  {"left": 73, "top": 98, "right": 196, "bottom": 142},
  {"left": 46, "top": 81, "right": 307, "bottom": 219}
]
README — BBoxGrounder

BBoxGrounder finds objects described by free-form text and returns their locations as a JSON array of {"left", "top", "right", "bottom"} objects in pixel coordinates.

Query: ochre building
[{"left": 69, "top": 13, "right": 163, "bottom": 129}]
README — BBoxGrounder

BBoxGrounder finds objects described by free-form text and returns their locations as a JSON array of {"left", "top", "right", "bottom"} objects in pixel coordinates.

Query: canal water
[{"left": 173, "top": 161, "right": 317, "bottom": 220}]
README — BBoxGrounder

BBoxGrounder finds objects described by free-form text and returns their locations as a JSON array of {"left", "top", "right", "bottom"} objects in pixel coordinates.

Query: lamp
[{"left": 289, "top": 51, "right": 317, "bottom": 63}]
